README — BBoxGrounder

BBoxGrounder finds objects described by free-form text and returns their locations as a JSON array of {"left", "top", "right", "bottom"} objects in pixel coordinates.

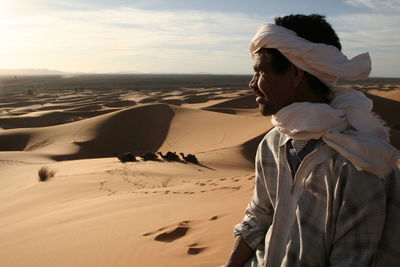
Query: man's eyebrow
[{"left": 253, "top": 58, "right": 268, "bottom": 72}]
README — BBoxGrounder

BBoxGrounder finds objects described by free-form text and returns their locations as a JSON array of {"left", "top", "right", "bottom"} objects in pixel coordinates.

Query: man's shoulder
[
  {"left": 328, "top": 149, "right": 394, "bottom": 187},
  {"left": 261, "top": 127, "right": 281, "bottom": 145},
  {"left": 259, "top": 127, "right": 282, "bottom": 149},
  {"left": 256, "top": 127, "right": 283, "bottom": 157}
]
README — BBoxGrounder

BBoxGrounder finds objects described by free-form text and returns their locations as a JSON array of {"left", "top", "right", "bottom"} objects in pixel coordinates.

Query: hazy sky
[{"left": 1, "top": 0, "right": 399, "bottom": 77}]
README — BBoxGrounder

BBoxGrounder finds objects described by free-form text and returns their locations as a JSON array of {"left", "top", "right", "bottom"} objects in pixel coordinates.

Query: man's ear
[{"left": 292, "top": 65, "right": 304, "bottom": 88}]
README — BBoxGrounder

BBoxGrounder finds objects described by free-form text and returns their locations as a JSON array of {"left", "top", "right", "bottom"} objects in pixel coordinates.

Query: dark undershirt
[{"left": 286, "top": 139, "right": 319, "bottom": 178}]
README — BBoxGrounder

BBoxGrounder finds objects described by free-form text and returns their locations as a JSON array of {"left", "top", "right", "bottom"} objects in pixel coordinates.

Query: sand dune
[
  {"left": 202, "top": 94, "right": 259, "bottom": 115},
  {"left": 205, "top": 94, "right": 258, "bottom": 110},
  {"left": 366, "top": 92, "right": 400, "bottom": 129},
  {"left": 0, "top": 78, "right": 399, "bottom": 267},
  {"left": 0, "top": 103, "right": 270, "bottom": 162},
  {"left": 0, "top": 109, "right": 117, "bottom": 129}
]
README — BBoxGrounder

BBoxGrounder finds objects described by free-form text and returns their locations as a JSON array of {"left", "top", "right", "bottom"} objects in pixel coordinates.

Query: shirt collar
[{"left": 278, "top": 131, "right": 291, "bottom": 147}]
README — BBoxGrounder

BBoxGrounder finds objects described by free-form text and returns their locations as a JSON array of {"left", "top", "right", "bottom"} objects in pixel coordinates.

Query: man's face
[{"left": 249, "top": 54, "right": 298, "bottom": 116}]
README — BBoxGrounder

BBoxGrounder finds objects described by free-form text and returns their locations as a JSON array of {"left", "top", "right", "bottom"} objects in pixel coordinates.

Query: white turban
[
  {"left": 250, "top": 23, "right": 372, "bottom": 87},
  {"left": 250, "top": 23, "right": 399, "bottom": 178}
]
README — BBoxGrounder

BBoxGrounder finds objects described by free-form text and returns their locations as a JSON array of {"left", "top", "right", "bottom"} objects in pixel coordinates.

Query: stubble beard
[{"left": 258, "top": 103, "right": 274, "bottom": 116}]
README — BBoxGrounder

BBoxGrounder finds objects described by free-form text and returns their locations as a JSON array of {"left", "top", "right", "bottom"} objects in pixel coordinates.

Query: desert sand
[{"left": 0, "top": 75, "right": 399, "bottom": 267}]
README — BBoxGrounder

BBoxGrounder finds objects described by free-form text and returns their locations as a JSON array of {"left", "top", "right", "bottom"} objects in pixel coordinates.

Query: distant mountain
[
  {"left": 111, "top": 71, "right": 143, "bottom": 74},
  {"left": 0, "top": 68, "right": 146, "bottom": 76},
  {"left": 0, "top": 68, "right": 66, "bottom": 75}
]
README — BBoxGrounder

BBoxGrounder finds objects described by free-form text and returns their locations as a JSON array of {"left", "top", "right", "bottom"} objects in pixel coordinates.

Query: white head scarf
[
  {"left": 250, "top": 23, "right": 399, "bottom": 178},
  {"left": 250, "top": 23, "right": 371, "bottom": 87}
]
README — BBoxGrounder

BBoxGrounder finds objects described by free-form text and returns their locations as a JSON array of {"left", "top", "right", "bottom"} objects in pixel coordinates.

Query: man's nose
[{"left": 249, "top": 74, "right": 258, "bottom": 89}]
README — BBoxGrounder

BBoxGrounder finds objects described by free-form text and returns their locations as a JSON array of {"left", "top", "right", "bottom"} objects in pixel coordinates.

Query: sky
[{"left": 0, "top": 0, "right": 399, "bottom": 77}]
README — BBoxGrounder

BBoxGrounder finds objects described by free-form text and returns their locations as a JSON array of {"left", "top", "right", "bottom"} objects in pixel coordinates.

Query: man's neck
[{"left": 294, "top": 80, "right": 327, "bottom": 104}]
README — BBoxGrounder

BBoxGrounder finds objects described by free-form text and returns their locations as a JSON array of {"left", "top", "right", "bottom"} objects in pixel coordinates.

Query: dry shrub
[
  {"left": 38, "top": 166, "right": 56, "bottom": 182},
  {"left": 162, "top": 178, "right": 170, "bottom": 188}
]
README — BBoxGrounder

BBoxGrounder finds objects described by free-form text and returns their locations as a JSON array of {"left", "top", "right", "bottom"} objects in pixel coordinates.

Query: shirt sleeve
[
  {"left": 372, "top": 169, "right": 400, "bottom": 266},
  {"left": 329, "top": 160, "right": 386, "bottom": 267},
  {"left": 234, "top": 139, "right": 275, "bottom": 251}
]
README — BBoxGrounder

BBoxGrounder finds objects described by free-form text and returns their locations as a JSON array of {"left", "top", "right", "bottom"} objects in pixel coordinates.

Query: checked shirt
[{"left": 234, "top": 128, "right": 400, "bottom": 266}]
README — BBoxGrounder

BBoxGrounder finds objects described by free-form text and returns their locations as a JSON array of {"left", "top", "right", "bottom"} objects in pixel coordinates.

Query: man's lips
[{"left": 254, "top": 89, "right": 267, "bottom": 104}]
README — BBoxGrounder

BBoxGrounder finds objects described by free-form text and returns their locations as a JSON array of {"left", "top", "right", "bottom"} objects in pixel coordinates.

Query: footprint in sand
[
  {"left": 143, "top": 218, "right": 223, "bottom": 255},
  {"left": 142, "top": 226, "right": 167, "bottom": 236},
  {"left": 154, "top": 227, "right": 189, "bottom": 242},
  {"left": 209, "top": 215, "right": 219, "bottom": 220},
  {"left": 187, "top": 247, "right": 207, "bottom": 255},
  {"left": 186, "top": 242, "right": 207, "bottom": 255},
  {"left": 151, "top": 227, "right": 207, "bottom": 254},
  {"left": 99, "top": 180, "right": 107, "bottom": 190},
  {"left": 143, "top": 221, "right": 191, "bottom": 242}
]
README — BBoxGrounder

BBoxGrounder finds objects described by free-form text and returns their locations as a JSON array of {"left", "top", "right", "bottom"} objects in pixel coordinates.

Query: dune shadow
[
  {"left": 0, "top": 132, "right": 31, "bottom": 151},
  {"left": 202, "top": 108, "right": 237, "bottom": 114},
  {"left": 182, "top": 95, "right": 210, "bottom": 104},
  {"left": 195, "top": 163, "right": 216, "bottom": 171},
  {"left": 205, "top": 94, "right": 258, "bottom": 109},
  {"left": 241, "top": 132, "right": 270, "bottom": 163},
  {"left": 159, "top": 99, "right": 184, "bottom": 106},
  {"left": 103, "top": 100, "right": 136, "bottom": 108},
  {"left": 138, "top": 97, "right": 162, "bottom": 104},
  {"left": 390, "top": 129, "right": 400, "bottom": 150},
  {"left": 366, "top": 92, "right": 400, "bottom": 129},
  {"left": 51, "top": 104, "right": 175, "bottom": 161},
  {"left": 0, "top": 110, "right": 116, "bottom": 129}
]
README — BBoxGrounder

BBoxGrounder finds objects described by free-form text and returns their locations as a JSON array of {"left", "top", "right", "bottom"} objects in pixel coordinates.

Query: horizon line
[{"left": 0, "top": 69, "right": 399, "bottom": 79}]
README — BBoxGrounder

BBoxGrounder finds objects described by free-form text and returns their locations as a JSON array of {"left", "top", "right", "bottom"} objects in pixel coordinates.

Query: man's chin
[{"left": 259, "top": 103, "right": 274, "bottom": 116}]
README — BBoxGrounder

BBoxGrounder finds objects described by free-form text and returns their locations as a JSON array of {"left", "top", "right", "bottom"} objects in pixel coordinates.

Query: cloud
[
  {"left": 0, "top": 4, "right": 399, "bottom": 76},
  {"left": 331, "top": 13, "right": 400, "bottom": 77},
  {"left": 331, "top": 13, "right": 400, "bottom": 50},
  {"left": 0, "top": 7, "right": 269, "bottom": 73},
  {"left": 345, "top": 0, "right": 400, "bottom": 10}
]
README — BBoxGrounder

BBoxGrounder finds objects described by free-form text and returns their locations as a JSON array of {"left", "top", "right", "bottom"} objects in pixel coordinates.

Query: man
[{"left": 224, "top": 14, "right": 400, "bottom": 267}]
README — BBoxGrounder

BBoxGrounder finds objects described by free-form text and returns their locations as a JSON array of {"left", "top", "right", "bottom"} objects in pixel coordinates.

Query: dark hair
[
  {"left": 275, "top": 14, "right": 341, "bottom": 50},
  {"left": 257, "top": 14, "right": 341, "bottom": 102}
]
